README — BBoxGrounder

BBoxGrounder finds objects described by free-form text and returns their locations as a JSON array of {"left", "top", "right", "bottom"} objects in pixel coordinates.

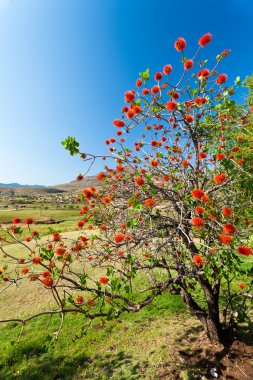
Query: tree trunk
[{"left": 181, "top": 286, "right": 232, "bottom": 345}]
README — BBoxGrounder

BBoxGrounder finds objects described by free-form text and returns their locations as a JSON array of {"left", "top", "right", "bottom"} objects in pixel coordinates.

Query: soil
[{"left": 156, "top": 325, "right": 253, "bottom": 379}]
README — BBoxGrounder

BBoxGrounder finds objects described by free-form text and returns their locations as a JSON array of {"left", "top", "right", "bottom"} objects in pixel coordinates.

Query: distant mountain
[
  {"left": 0, "top": 176, "right": 99, "bottom": 195},
  {"left": 0, "top": 183, "right": 46, "bottom": 188}
]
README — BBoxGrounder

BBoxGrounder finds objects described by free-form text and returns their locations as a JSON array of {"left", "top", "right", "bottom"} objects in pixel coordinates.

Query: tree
[{"left": 1, "top": 33, "right": 253, "bottom": 346}]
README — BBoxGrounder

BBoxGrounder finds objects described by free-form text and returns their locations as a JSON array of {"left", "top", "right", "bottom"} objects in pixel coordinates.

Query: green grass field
[
  {"left": 0, "top": 206, "right": 81, "bottom": 243},
  {"left": 0, "top": 292, "right": 190, "bottom": 380}
]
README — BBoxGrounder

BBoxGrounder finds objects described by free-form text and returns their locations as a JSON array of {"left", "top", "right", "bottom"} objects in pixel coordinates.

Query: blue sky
[{"left": 0, "top": 0, "right": 252, "bottom": 185}]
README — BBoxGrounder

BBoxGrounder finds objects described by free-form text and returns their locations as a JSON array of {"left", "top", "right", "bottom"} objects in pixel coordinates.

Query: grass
[
  {"left": 0, "top": 206, "right": 81, "bottom": 243},
  {"left": 0, "top": 292, "right": 188, "bottom": 380},
  {"left": 0, "top": 227, "right": 191, "bottom": 379}
]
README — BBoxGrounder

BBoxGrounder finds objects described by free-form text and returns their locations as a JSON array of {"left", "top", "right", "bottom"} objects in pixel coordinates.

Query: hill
[
  {"left": 0, "top": 183, "right": 45, "bottom": 188},
  {"left": 0, "top": 176, "right": 99, "bottom": 195}
]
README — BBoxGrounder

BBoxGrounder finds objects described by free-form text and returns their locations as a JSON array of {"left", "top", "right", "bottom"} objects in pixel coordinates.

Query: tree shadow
[
  {"left": 1, "top": 341, "right": 143, "bottom": 380},
  {"left": 172, "top": 322, "right": 253, "bottom": 379},
  {"left": 235, "top": 320, "right": 253, "bottom": 346}
]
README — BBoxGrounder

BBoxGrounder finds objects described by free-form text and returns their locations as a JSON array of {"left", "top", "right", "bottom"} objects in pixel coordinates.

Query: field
[
  {"left": 0, "top": 194, "right": 253, "bottom": 379},
  {"left": 0, "top": 204, "right": 81, "bottom": 244}
]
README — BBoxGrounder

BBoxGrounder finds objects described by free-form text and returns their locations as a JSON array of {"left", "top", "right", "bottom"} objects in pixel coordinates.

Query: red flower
[
  {"left": 32, "top": 257, "right": 41, "bottom": 264},
  {"left": 52, "top": 232, "right": 61, "bottom": 241},
  {"left": 42, "top": 277, "right": 53, "bottom": 287},
  {"left": 42, "top": 271, "right": 51, "bottom": 278},
  {"left": 237, "top": 246, "right": 252, "bottom": 256},
  {"left": 97, "top": 172, "right": 106, "bottom": 181},
  {"left": 184, "top": 60, "right": 194, "bottom": 70},
  {"left": 87, "top": 299, "right": 95, "bottom": 307},
  {"left": 219, "top": 234, "right": 234, "bottom": 245},
  {"left": 150, "top": 159, "right": 159, "bottom": 167},
  {"left": 222, "top": 207, "right": 234, "bottom": 217},
  {"left": 192, "top": 189, "right": 205, "bottom": 200},
  {"left": 127, "top": 109, "right": 135, "bottom": 118},
  {"left": 25, "top": 218, "right": 33, "bottom": 225},
  {"left": 192, "top": 217, "right": 205, "bottom": 228},
  {"left": 113, "top": 119, "right": 125, "bottom": 128},
  {"left": 77, "top": 220, "right": 85, "bottom": 228},
  {"left": 116, "top": 165, "right": 124, "bottom": 172},
  {"left": 21, "top": 267, "right": 29, "bottom": 275},
  {"left": 221, "top": 49, "right": 231, "bottom": 57},
  {"left": 114, "top": 233, "right": 125, "bottom": 244},
  {"left": 124, "top": 90, "right": 135, "bottom": 103},
  {"left": 83, "top": 188, "right": 95, "bottom": 200},
  {"left": 136, "top": 78, "right": 142, "bottom": 87},
  {"left": 135, "top": 176, "right": 145, "bottom": 186},
  {"left": 56, "top": 248, "right": 66, "bottom": 256},
  {"left": 195, "top": 97, "right": 207, "bottom": 105},
  {"left": 182, "top": 160, "right": 190, "bottom": 168},
  {"left": 195, "top": 206, "right": 204, "bottom": 215},
  {"left": 25, "top": 236, "right": 32, "bottom": 242},
  {"left": 101, "top": 194, "right": 112, "bottom": 205},
  {"left": 193, "top": 255, "right": 205, "bottom": 267},
  {"left": 166, "top": 101, "right": 177, "bottom": 111},
  {"left": 99, "top": 276, "right": 108, "bottom": 285},
  {"left": 216, "top": 74, "right": 227, "bottom": 85},
  {"left": 185, "top": 115, "right": 194, "bottom": 123},
  {"left": 199, "top": 152, "right": 207, "bottom": 159},
  {"left": 172, "top": 92, "right": 180, "bottom": 100},
  {"left": 132, "top": 105, "right": 142, "bottom": 115},
  {"left": 154, "top": 72, "right": 163, "bottom": 81},
  {"left": 76, "top": 174, "right": 84, "bottom": 181},
  {"left": 198, "top": 69, "right": 210, "bottom": 80},
  {"left": 163, "top": 64, "right": 172, "bottom": 75},
  {"left": 32, "top": 231, "right": 39, "bottom": 237},
  {"left": 75, "top": 295, "right": 84, "bottom": 304},
  {"left": 144, "top": 198, "right": 157, "bottom": 208},
  {"left": 217, "top": 153, "right": 225, "bottom": 160},
  {"left": 142, "top": 88, "right": 150, "bottom": 95},
  {"left": 223, "top": 224, "right": 237, "bottom": 235},
  {"left": 13, "top": 218, "right": 22, "bottom": 224},
  {"left": 201, "top": 194, "right": 210, "bottom": 204},
  {"left": 174, "top": 37, "right": 186, "bottom": 52},
  {"left": 213, "top": 173, "right": 227, "bottom": 184},
  {"left": 198, "top": 33, "right": 212, "bottom": 47},
  {"left": 151, "top": 85, "right": 160, "bottom": 94}
]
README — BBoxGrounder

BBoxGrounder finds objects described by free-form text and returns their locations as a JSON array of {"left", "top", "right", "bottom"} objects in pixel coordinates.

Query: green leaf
[
  {"left": 132, "top": 98, "right": 141, "bottom": 106},
  {"left": 40, "top": 247, "right": 54, "bottom": 261},
  {"left": 52, "top": 268, "right": 60, "bottom": 280},
  {"left": 127, "top": 219, "right": 138, "bottom": 229},
  {"left": 139, "top": 68, "right": 150, "bottom": 81},
  {"left": 235, "top": 76, "right": 241, "bottom": 85},
  {"left": 80, "top": 274, "right": 88, "bottom": 286},
  {"left": 61, "top": 136, "right": 80, "bottom": 156}
]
